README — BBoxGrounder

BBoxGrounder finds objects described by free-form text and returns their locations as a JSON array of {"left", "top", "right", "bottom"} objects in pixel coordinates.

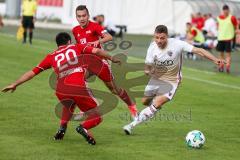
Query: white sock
[{"left": 130, "top": 104, "right": 158, "bottom": 127}]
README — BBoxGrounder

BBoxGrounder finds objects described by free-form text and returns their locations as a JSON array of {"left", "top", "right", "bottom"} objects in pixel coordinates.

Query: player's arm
[
  {"left": 72, "top": 28, "right": 79, "bottom": 43},
  {"left": 90, "top": 33, "right": 113, "bottom": 47},
  {"left": 1, "top": 71, "right": 36, "bottom": 93},
  {"left": 144, "top": 43, "right": 154, "bottom": 76},
  {"left": 192, "top": 47, "right": 225, "bottom": 65},
  {"left": 92, "top": 48, "right": 120, "bottom": 64},
  {"left": 144, "top": 64, "right": 153, "bottom": 76},
  {"left": 90, "top": 24, "right": 113, "bottom": 47},
  {"left": 2, "top": 54, "right": 52, "bottom": 93},
  {"left": 99, "top": 32, "right": 113, "bottom": 43},
  {"left": 80, "top": 44, "right": 121, "bottom": 64}
]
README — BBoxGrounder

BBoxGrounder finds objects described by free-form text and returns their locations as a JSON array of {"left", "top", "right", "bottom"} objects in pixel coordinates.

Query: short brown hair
[
  {"left": 76, "top": 5, "right": 89, "bottom": 15},
  {"left": 155, "top": 25, "right": 168, "bottom": 35}
]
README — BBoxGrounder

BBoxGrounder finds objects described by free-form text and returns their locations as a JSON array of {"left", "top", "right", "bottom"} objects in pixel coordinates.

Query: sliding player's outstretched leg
[{"left": 123, "top": 95, "right": 169, "bottom": 135}]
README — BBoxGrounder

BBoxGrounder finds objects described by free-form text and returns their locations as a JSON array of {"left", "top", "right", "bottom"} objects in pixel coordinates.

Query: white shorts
[{"left": 144, "top": 78, "right": 179, "bottom": 100}]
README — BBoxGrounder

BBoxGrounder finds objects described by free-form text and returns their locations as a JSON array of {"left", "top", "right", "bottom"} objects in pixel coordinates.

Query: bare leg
[
  {"left": 218, "top": 52, "right": 224, "bottom": 72},
  {"left": 225, "top": 52, "right": 231, "bottom": 73},
  {"left": 123, "top": 95, "right": 169, "bottom": 134}
]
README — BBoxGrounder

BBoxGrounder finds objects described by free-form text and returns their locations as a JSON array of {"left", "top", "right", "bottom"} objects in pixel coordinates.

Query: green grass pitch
[{"left": 0, "top": 29, "right": 240, "bottom": 160}]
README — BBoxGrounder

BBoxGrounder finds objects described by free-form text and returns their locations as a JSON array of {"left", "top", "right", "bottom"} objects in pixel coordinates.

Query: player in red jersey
[
  {"left": 2, "top": 32, "right": 120, "bottom": 145},
  {"left": 72, "top": 5, "right": 138, "bottom": 118}
]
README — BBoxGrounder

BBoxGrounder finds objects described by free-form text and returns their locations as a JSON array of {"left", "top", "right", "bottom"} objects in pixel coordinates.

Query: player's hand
[
  {"left": 144, "top": 70, "right": 151, "bottom": 76},
  {"left": 33, "top": 17, "right": 36, "bottom": 23},
  {"left": 215, "top": 59, "right": 226, "bottom": 66},
  {"left": 145, "top": 69, "right": 155, "bottom": 76},
  {"left": 111, "top": 57, "right": 121, "bottom": 65},
  {"left": 1, "top": 84, "right": 17, "bottom": 93},
  {"left": 88, "top": 40, "right": 100, "bottom": 47}
]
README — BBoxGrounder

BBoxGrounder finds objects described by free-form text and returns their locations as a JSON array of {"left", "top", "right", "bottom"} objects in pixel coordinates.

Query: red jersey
[
  {"left": 196, "top": 17, "right": 205, "bottom": 30},
  {"left": 72, "top": 21, "right": 106, "bottom": 48},
  {"left": 32, "top": 44, "right": 94, "bottom": 89}
]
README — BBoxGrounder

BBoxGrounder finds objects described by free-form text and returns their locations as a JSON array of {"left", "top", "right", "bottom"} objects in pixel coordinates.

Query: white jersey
[{"left": 145, "top": 38, "right": 193, "bottom": 83}]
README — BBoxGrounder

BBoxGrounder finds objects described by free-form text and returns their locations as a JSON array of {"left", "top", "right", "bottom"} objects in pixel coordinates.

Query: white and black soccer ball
[{"left": 185, "top": 130, "right": 205, "bottom": 148}]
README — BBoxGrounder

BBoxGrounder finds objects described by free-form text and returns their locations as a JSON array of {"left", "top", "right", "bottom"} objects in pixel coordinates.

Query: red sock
[
  {"left": 81, "top": 115, "right": 102, "bottom": 130},
  {"left": 118, "top": 89, "right": 134, "bottom": 106},
  {"left": 128, "top": 104, "right": 138, "bottom": 117},
  {"left": 60, "top": 105, "right": 75, "bottom": 126},
  {"left": 226, "top": 64, "right": 231, "bottom": 73}
]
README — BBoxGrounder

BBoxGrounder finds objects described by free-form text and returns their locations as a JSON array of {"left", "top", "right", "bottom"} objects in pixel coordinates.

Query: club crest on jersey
[
  {"left": 77, "top": 34, "right": 80, "bottom": 37},
  {"left": 167, "top": 51, "right": 173, "bottom": 57},
  {"left": 86, "top": 30, "right": 91, "bottom": 34}
]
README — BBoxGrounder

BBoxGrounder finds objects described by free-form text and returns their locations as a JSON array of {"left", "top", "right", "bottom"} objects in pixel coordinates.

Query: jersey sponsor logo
[
  {"left": 154, "top": 56, "right": 174, "bottom": 67},
  {"left": 86, "top": 30, "right": 91, "bottom": 34},
  {"left": 59, "top": 67, "right": 84, "bottom": 78}
]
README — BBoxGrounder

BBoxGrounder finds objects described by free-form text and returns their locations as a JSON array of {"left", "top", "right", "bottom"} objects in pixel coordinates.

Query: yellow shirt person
[
  {"left": 22, "top": 0, "right": 37, "bottom": 16},
  {"left": 21, "top": 0, "right": 38, "bottom": 44}
]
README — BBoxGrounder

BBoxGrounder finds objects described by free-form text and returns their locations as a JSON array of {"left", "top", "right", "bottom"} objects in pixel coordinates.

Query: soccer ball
[{"left": 185, "top": 130, "right": 205, "bottom": 148}]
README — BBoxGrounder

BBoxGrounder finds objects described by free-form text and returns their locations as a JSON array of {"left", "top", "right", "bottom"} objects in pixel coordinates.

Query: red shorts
[
  {"left": 98, "top": 60, "right": 114, "bottom": 82},
  {"left": 56, "top": 92, "right": 98, "bottom": 112}
]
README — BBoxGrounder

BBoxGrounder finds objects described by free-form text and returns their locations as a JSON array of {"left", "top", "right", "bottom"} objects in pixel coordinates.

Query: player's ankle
[{"left": 59, "top": 125, "right": 67, "bottom": 132}]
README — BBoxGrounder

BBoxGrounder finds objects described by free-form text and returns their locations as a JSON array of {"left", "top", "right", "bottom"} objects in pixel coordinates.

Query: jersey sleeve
[
  {"left": 32, "top": 54, "right": 52, "bottom": 75},
  {"left": 231, "top": 16, "right": 238, "bottom": 28},
  {"left": 83, "top": 46, "right": 94, "bottom": 54},
  {"left": 145, "top": 42, "right": 155, "bottom": 65},
  {"left": 76, "top": 44, "right": 94, "bottom": 54},
  {"left": 94, "top": 23, "right": 107, "bottom": 37},
  {"left": 179, "top": 40, "right": 194, "bottom": 53},
  {"left": 72, "top": 28, "right": 78, "bottom": 43}
]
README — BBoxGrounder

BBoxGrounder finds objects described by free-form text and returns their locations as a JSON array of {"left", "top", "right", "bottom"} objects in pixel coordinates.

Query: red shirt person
[
  {"left": 72, "top": 20, "right": 106, "bottom": 48},
  {"left": 1, "top": 32, "right": 120, "bottom": 145},
  {"left": 72, "top": 5, "right": 138, "bottom": 118}
]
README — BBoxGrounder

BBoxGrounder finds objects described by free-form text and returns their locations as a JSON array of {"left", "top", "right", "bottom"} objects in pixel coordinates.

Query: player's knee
[
  {"left": 141, "top": 98, "right": 151, "bottom": 106},
  {"left": 142, "top": 100, "right": 150, "bottom": 106},
  {"left": 154, "top": 96, "right": 169, "bottom": 108}
]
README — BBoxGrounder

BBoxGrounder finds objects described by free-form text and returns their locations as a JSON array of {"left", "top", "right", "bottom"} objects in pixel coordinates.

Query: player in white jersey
[{"left": 123, "top": 25, "right": 225, "bottom": 135}]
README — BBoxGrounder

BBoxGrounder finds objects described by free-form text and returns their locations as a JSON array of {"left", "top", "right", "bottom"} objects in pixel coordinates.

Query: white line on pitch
[{"left": 185, "top": 76, "right": 240, "bottom": 90}]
